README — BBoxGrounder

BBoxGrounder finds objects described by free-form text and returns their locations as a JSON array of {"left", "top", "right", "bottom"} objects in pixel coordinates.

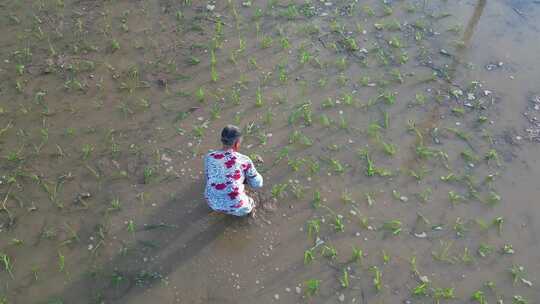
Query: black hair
[{"left": 221, "top": 125, "right": 242, "bottom": 146}]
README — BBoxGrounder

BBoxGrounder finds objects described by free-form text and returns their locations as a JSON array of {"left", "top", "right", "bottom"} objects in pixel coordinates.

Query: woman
[{"left": 204, "top": 125, "right": 263, "bottom": 216}]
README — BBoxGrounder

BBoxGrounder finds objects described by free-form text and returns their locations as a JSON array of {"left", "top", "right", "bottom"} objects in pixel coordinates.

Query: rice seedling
[
  {"left": 192, "top": 123, "right": 206, "bottom": 139},
  {"left": 362, "top": 192, "right": 375, "bottom": 207},
  {"left": 329, "top": 159, "right": 345, "bottom": 174},
  {"left": 460, "top": 247, "right": 474, "bottom": 264},
  {"left": 485, "top": 191, "right": 501, "bottom": 206},
  {"left": 512, "top": 295, "right": 529, "bottom": 304},
  {"left": 492, "top": 216, "right": 504, "bottom": 236},
  {"left": 335, "top": 57, "right": 348, "bottom": 71},
  {"left": 110, "top": 39, "right": 120, "bottom": 52},
  {"left": 81, "top": 144, "right": 94, "bottom": 160},
  {"left": 271, "top": 183, "right": 288, "bottom": 199},
  {"left": 312, "top": 190, "right": 322, "bottom": 209},
  {"left": 502, "top": 244, "right": 514, "bottom": 255},
  {"left": 0, "top": 253, "right": 14, "bottom": 279},
  {"left": 261, "top": 35, "right": 273, "bottom": 49},
  {"left": 509, "top": 265, "right": 532, "bottom": 287},
  {"left": 350, "top": 246, "right": 363, "bottom": 264},
  {"left": 485, "top": 149, "right": 501, "bottom": 166},
  {"left": 432, "top": 241, "right": 456, "bottom": 264},
  {"left": 321, "top": 245, "right": 337, "bottom": 259},
  {"left": 381, "top": 141, "right": 397, "bottom": 156},
  {"left": 58, "top": 251, "right": 65, "bottom": 272},
  {"left": 369, "top": 266, "right": 382, "bottom": 292},
  {"left": 306, "top": 219, "right": 320, "bottom": 240},
  {"left": 290, "top": 184, "right": 305, "bottom": 199},
  {"left": 448, "top": 191, "right": 464, "bottom": 204},
  {"left": 304, "top": 279, "right": 320, "bottom": 296},
  {"left": 388, "top": 36, "right": 403, "bottom": 48},
  {"left": 143, "top": 167, "right": 154, "bottom": 184},
  {"left": 409, "top": 166, "right": 430, "bottom": 181},
  {"left": 382, "top": 220, "right": 402, "bottom": 235},
  {"left": 287, "top": 158, "right": 303, "bottom": 172},
  {"left": 332, "top": 215, "right": 345, "bottom": 232},
  {"left": 339, "top": 268, "right": 349, "bottom": 288},
  {"left": 416, "top": 187, "right": 432, "bottom": 203},
  {"left": 195, "top": 86, "right": 205, "bottom": 102},
  {"left": 471, "top": 290, "right": 487, "bottom": 304},
  {"left": 304, "top": 249, "right": 315, "bottom": 264},
  {"left": 445, "top": 127, "right": 472, "bottom": 144},
  {"left": 358, "top": 150, "right": 392, "bottom": 177},
  {"left": 362, "top": 5, "right": 375, "bottom": 17},
  {"left": 30, "top": 266, "right": 39, "bottom": 281},
  {"left": 477, "top": 243, "right": 494, "bottom": 258},
  {"left": 433, "top": 287, "right": 455, "bottom": 303},
  {"left": 126, "top": 219, "right": 135, "bottom": 234},
  {"left": 254, "top": 87, "right": 264, "bottom": 107},
  {"left": 341, "top": 190, "right": 353, "bottom": 204},
  {"left": 453, "top": 217, "right": 468, "bottom": 237},
  {"left": 416, "top": 144, "right": 440, "bottom": 160},
  {"left": 289, "top": 130, "right": 312, "bottom": 146},
  {"left": 381, "top": 250, "right": 391, "bottom": 264}
]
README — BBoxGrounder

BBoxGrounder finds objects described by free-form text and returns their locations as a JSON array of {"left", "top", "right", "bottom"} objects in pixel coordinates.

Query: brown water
[{"left": 1, "top": 0, "right": 539, "bottom": 303}]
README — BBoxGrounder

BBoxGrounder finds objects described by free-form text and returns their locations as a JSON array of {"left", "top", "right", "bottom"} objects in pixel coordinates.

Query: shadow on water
[
  {"left": 404, "top": 0, "right": 487, "bottom": 169},
  {"left": 46, "top": 180, "right": 239, "bottom": 303}
]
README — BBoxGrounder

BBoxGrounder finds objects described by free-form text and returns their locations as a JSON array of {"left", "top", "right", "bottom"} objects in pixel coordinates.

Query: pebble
[
  {"left": 295, "top": 287, "right": 301, "bottom": 294},
  {"left": 285, "top": 287, "right": 291, "bottom": 292},
  {"left": 414, "top": 232, "right": 427, "bottom": 238},
  {"left": 274, "top": 294, "right": 280, "bottom": 300},
  {"left": 338, "top": 294, "right": 345, "bottom": 302}
]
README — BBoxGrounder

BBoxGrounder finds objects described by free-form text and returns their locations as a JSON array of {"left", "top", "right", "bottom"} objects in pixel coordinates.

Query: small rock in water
[
  {"left": 274, "top": 294, "right": 280, "bottom": 300},
  {"left": 440, "top": 49, "right": 451, "bottom": 56},
  {"left": 399, "top": 196, "right": 408, "bottom": 202},
  {"left": 414, "top": 232, "right": 427, "bottom": 238},
  {"left": 295, "top": 287, "right": 301, "bottom": 294},
  {"left": 74, "top": 192, "right": 91, "bottom": 204},
  {"left": 521, "top": 278, "right": 533, "bottom": 287},
  {"left": 285, "top": 287, "right": 291, "bottom": 292},
  {"left": 338, "top": 294, "right": 345, "bottom": 302}
]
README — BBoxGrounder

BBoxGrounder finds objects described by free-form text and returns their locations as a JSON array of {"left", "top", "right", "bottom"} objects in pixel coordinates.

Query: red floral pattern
[{"left": 204, "top": 149, "right": 263, "bottom": 216}]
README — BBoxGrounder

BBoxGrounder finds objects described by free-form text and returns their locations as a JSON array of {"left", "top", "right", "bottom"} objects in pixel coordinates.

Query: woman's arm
[{"left": 244, "top": 159, "right": 263, "bottom": 188}]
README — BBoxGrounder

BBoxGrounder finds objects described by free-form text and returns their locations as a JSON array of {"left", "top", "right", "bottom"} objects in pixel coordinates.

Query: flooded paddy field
[{"left": 1, "top": 0, "right": 540, "bottom": 303}]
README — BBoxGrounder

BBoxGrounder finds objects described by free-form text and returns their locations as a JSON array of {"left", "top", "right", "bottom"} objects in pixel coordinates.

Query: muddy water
[{"left": 0, "top": 0, "right": 539, "bottom": 303}]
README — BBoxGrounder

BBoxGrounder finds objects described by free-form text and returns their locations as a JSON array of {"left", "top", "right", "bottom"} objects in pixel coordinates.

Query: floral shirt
[{"left": 204, "top": 149, "right": 263, "bottom": 216}]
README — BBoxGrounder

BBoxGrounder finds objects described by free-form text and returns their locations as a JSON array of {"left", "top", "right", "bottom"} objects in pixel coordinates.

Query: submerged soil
[{"left": 0, "top": 0, "right": 539, "bottom": 303}]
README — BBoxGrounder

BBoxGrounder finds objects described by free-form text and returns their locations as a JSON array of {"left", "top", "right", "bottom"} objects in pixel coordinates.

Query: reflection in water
[
  {"left": 416, "top": 0, "right": 487, "bottom": 152},
  {"left": 463, "top": 0, "right": 487, "bottom": 47}
]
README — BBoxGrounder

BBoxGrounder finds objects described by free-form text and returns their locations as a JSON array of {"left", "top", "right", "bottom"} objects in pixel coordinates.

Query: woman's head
[{"left": 221, "top": 125, "right": 242, "bottom": 150}]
